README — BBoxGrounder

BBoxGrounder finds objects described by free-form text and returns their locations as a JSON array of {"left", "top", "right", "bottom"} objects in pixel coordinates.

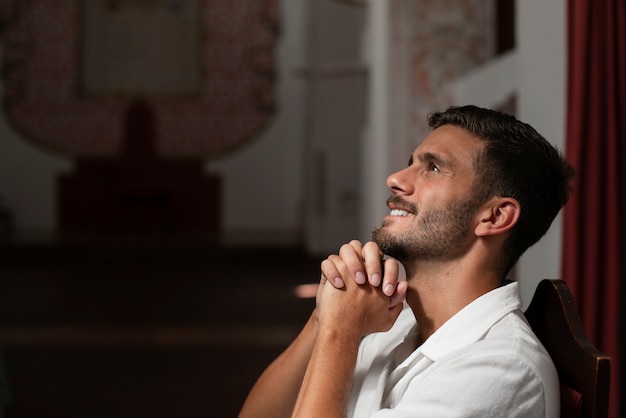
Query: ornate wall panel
[
  {"left": 0, "top": 0, "right": 278, "bottom": 158},
  {"left": 391, "top": 0, "right": 495, "bottom": 148}
]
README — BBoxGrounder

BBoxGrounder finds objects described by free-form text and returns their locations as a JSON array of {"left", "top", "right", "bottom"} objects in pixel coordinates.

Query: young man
[{"left": 239, "top": 105, "right": 575, "bottom": 417}]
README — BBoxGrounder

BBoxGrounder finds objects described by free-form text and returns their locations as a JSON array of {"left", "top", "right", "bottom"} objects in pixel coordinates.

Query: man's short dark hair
[{"left": 428, "top": 105, "right": 575, "bottom": 277}]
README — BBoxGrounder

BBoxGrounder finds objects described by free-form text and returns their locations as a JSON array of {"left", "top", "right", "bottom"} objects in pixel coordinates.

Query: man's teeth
[{"left": 390, "top": 209, "right": 411, "bottom": 216}]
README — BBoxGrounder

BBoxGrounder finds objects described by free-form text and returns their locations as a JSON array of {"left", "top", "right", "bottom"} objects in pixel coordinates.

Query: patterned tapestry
[
  {"left": 0, "top": 0, "right": 279, "bottom": 159},
  {"left": 391, "top": 0, "right": 495, "bottom": 149}
]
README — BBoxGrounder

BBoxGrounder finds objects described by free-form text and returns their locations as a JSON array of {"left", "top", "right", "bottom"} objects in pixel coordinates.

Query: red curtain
[{"left": 562, "top": 0, "right": 625, "bottom": 417}]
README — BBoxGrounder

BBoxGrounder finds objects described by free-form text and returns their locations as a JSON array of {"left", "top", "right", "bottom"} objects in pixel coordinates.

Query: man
[{"left": 239, "top": 105, "right": 574, "bottom": 417}]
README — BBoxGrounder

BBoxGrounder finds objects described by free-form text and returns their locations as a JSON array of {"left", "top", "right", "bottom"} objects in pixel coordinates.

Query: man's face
[{"left": 372, "top": 125, "right": 485, "bottom": 263}]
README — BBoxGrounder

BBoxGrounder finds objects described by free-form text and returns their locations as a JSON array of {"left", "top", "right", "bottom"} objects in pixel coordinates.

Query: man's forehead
[{"left": 413, "top": 125, "right": 484, "bottom": 162}]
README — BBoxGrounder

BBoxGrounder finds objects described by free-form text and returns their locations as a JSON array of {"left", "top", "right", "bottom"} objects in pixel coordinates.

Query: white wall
[
  {"left": 515, "top": 0, "right": 567, "bottom": 307},
  {"left": 359, "top": 0, "right": 394, "bottom": 242},
  {"left": 208, "top": 0, "right": 308, "bottom": 245}
]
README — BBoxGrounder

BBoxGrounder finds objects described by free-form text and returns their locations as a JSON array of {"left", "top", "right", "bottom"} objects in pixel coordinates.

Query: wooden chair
[{"left": 524, "top": 279, "right": 611, "bottom": 418}]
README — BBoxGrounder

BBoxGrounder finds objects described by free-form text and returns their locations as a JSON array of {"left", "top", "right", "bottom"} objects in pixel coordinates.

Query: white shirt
[{"left": 347, "top": 281, "right": 560, "bottom": 417}]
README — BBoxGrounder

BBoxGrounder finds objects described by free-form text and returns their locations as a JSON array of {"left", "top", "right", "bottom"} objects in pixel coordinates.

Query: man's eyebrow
[{"left": 417, "top": 152, "right": 452, "bottom": 169}]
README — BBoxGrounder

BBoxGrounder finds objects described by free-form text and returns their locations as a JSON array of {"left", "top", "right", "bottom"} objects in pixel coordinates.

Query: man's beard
[{"left": 371, "top": 195, "right": 483, "bottom": 264}]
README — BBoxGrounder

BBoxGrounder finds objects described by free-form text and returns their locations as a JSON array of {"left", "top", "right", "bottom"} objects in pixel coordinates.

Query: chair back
[{"left": 524, "top": 279, "right": 611, "bottom": 418}]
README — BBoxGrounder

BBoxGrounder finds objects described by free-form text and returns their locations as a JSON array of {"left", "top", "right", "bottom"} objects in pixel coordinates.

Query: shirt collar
[{"left": 417, "top": 281, "right": 522, "bottom": 361}]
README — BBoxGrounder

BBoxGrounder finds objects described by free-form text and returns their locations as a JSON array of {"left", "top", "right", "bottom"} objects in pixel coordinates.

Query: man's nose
[{"left": 386, "top": 167, "right": 413, "bottom": 195}]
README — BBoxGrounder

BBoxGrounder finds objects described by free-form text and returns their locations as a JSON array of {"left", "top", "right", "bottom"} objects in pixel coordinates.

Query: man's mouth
[
  {"left": 386, "top": 195, "right": 417, "bottom": 219},
  {"left": 389, "top": 209, "right": 412, "bottom": 217}
]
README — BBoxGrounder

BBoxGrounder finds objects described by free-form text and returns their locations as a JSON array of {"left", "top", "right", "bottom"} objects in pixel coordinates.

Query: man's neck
[{"left": 403, "top": 259, "right": 501, "bottom": 345}]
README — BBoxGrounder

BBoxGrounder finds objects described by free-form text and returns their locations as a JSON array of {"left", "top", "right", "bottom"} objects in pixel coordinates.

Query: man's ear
[{"left": 475, "top": 197, "right": 520, "bottom": 237}]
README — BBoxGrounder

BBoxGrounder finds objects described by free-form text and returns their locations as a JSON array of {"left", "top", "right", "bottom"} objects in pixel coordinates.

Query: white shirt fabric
[{"left": 347, "top": 281, "right": 560, "bottom": 417}]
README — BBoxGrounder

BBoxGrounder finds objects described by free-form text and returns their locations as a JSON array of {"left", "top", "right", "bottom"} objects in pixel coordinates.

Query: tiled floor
[{"left": 0, "top": 240, "right": 319, "bottom": 417}]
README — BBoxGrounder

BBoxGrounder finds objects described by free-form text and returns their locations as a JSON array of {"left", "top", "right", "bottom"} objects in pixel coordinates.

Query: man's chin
[
  {"left": 370, "top": 226, "right": 386, "bottom": 245},
  {"left": 371, "top": 228, "right": 408, "bottom": 262}
]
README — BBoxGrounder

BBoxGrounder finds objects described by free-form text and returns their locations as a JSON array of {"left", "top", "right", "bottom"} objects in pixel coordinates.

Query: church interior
[{"left": 0, "top": 0, "right": 596, "bottom": 417}]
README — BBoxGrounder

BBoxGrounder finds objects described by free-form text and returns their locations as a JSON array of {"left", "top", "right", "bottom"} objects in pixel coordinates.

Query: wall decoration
[{"left": 0, "top": 0, "right": 279, "bottom": 159}]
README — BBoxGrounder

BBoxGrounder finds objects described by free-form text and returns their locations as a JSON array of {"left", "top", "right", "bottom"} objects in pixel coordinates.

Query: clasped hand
[{"left": 316, "top": 240, "right": 407, "bottom": 337}]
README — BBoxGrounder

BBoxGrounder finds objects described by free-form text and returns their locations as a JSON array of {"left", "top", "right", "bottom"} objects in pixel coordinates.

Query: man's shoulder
[
  {"left": 440, "top": 309, "right": 559, "bottom": 385},
  {"left": 480, "top": 309, "right": 551, "bottom": 358}
]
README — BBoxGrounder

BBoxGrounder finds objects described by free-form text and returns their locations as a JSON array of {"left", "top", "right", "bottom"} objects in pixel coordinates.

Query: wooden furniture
[
  {"left": 525, "top": 279, "right": 611, "bottom": 418},
  {"left": 58, "top": 103, "right": 220, "bottom": 237}
]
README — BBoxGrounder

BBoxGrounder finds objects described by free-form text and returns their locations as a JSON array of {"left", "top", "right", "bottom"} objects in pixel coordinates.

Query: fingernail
[
  {"left": 384, "top": 284, "right": 395, "bottom": 296},
  {"left": 334, "top": 277, "right": 345, "bottom": 288},
  {"left": 370, "top": 273, "right": 381, "bottom": 287},
  {"left": 355, "top": 271, "right": 366, "bottom": 284}
]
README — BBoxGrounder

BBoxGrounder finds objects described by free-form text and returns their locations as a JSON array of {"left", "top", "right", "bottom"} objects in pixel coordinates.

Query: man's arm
[
  {"left": 292, "top": 245, "right": 406, "bottom": 418},
  {"left": 238, "top": 311, "right": 319, "bottom": 418},
  {"left": 239, "top": 241, "right": 405, "bottom": 418},
  {"left": 292, "top": 315, "right": 361, "bottom": 418}
]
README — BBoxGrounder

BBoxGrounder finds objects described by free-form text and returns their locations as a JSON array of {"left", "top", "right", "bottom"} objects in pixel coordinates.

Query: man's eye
[{"left": 429, "top": 162, "right": 439, "bottom": 172}]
